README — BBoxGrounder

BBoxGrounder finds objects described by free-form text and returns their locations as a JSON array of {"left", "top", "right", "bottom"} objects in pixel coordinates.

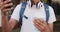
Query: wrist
[
  {"left": 2, "top": 12, "right": 8, "bottom": 16},
  {"left": 44, "top": 27, "right": 50, "bottom": 32},
  {"left": 7, "top": 28, "right": 12, "bottom": 32}
]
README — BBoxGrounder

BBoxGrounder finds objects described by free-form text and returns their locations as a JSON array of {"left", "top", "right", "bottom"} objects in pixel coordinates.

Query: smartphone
[
  {"left": 0, "top": 0, "right": 3, "bottom": 27},
  {"left": 0, "top": 9, "right": 2, "bottom": 27}
]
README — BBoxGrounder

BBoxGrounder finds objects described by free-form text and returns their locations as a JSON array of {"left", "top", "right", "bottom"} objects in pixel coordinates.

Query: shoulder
[
  {"left": 13, "top": 3, "right": 22, "bottom": 12},
  {"left": 44, "top": 4, "right": 54, "bottom": 13},
  {"left": 10, "top": 3, "right": 22, "bottom": 21},
  {"left": 48, "top": 6, "right": 56, "bottom": 23},
  {"left": 15, "top": 3, "right": 22, "bottom": 9},
  {"left": 48, "top": 6, "right": 54, "bottom": 11},
  {"left": 48, "top": 5, "right": 55, "bottom": 14}
]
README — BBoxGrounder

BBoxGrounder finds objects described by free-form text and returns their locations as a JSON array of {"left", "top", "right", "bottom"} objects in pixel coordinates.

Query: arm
[
  {"left": 7, "top": 3, "right": 21, "bottom": 32},
  {"left": 0, "top": 0, "right": 13, "bottom": 32},
  {"left": 48, "top": 23, "right": 53, "bottom": 32},
  {"left": 7, "top": 18, "right": 18, "bottom": 32},
  {"left": 2, "top": 13, "right": 8, "bottom": 32}
]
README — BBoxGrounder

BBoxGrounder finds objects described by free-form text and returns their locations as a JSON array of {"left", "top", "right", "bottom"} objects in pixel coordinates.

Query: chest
[
  {"left": 23, "top": 5, "right": 46, "bottom": 21},
  {"left": 21, "top": 6, "right": 47, "bottom": 32}
]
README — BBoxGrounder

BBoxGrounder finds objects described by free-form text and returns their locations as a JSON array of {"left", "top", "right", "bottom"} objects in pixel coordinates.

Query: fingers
[
  {"left": 0, "top": 2, "right": 3, "bottom": 7},
  {"left": 2, "top": 0, "right": 13, "bottom": 8},
  {"left": 0, "top": 0, "right": 2, "bottom": 2},
  {"left": 3, "top": 0, "right": 11, "bottom": 4},
  {"left": 34, "top": 18, "right": 48, "bottom": 31},
  {"left": 2, "top": 3, "right": 13, "bottom": 9},
  {"left": 2, "top": 7, "right": 13, "bottom": 13},
  {"left": 0, "top": 0, "right": 13, "bottom": 13},
  {"left": 0, "top": 0, "right": 12, "bottom": 8},
  {"left": 1, "top": 2, "right": 13, "bottom": 13},
  {"left": 34, "top": 18, "right": 41, "bottom": 25},
  {"left": 34, "top": 18, "right": 47, "bottom": 27},
  {"left": 34, "top": 20, "right": 45, "bottom": 31}
]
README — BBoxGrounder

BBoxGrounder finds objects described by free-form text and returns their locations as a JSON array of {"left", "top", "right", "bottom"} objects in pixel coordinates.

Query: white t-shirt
[{"left": 11, "top": 2, "right": 56, "bottom": 32}]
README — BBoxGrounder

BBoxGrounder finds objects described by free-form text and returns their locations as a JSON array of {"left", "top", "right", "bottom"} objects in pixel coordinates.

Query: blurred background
[{"left": 0, "top": 0, "right": 60, "bottom": 32}]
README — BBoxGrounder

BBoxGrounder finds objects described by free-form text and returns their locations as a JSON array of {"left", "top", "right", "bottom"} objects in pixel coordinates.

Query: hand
[
  {"left": 34, "top": 18, "right": 50, "bottom": 32},
  {"left": 0, "top": 0, "right": 13, "bottom": 13},
  {"left": 0, "top": 0, "right": 13, "bottom": 32}
]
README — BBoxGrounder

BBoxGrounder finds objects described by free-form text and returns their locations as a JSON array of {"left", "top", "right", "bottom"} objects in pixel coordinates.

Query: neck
[{"left": 32, "top": 0, "right": 40, "bottom": 5}]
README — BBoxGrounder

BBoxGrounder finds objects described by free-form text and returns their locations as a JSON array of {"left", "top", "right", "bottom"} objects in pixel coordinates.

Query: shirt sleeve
[
  {"left": 11, "top": 4, "right": 22, "bottom": 22},
  {"left": 48, "top": 6, "right": 56, "bottom": 23}
]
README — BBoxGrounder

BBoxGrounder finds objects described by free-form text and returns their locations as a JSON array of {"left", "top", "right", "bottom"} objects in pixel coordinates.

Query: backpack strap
[
  {"left": 19, "top": 2, "right": 27, "bottom": 25},
  {"left": 35, "top": 4, "right": 50, "bottom": 32},
  {"left": 19, "top": 2, "right": 49, "bottom": 23},
  {"left": 20, "top": 2, "right": 27, "bottom": 18},
  {"left": 44, "top": 4, "right": 49, "bottom": 22}
]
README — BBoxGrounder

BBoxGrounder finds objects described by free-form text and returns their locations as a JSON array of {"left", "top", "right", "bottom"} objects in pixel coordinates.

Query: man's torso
[{"left": 20, "top": 4, "right": 46, "bottom": 32}]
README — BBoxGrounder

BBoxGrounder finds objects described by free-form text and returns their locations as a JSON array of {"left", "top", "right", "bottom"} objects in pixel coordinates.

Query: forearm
[
  {"left": 44, "top": 25, "right": 53, "bottom": 32},
  {"left": 39, "top": 25, "right": 53, "bottom": 32},
  {"left": 2, "top": 13, "right": 8, "bottom": 32},
  {"left": 43, "top": 25, "right": 53, "bottom": 32},
  {"left": 48, "top": 27, "right": 53, "bottom": 32},
  {"left": 48, "top": 23, "right": 53, "bottom": 32},
  {"left": 40, "top": 28, "right": 50, "bottom": 32},
  {"left": 7, "top": 19, "right": 17, "bottom": 32}
]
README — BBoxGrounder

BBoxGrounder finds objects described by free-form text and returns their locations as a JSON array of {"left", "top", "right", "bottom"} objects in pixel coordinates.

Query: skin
[
  {"left": 0, "top": 0, "right": 13, "bottom": 32},
  {"left": 0, "top": 0, "right": 13, "bottom": 13},
  {"left": 34, "top": 18, "right": 53, "bottom": 32},
  {"left": 0, "top": 0, "right": 53, "bottom": 32},
  {"left": 32, "top": 0, "right": 40, "bottom": 4}
]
